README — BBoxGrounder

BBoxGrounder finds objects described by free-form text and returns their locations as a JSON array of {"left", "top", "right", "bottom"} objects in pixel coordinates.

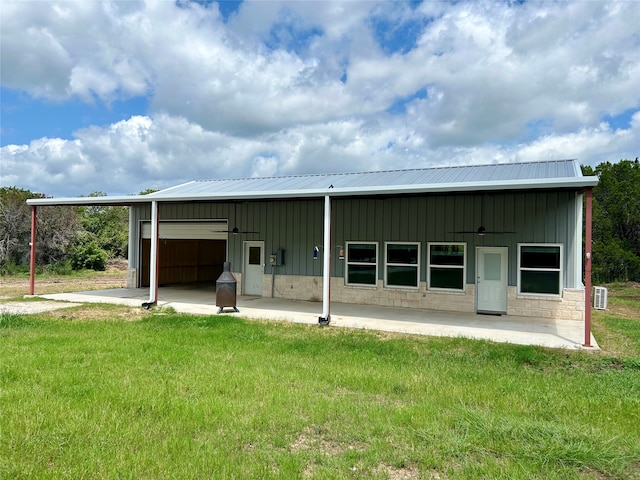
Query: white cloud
[
  {"left": 1, "top": 0, "right": 639, "bottom": 196},
  {"left": 2, "top": 111, "right": 638, "bottom": 197},
  {"left": 515, "top": 115, "right": 640, "bottom": 165}
]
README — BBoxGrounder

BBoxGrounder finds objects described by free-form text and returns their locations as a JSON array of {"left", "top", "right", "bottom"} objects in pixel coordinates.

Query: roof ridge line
[{"left": 194, "top": 159, "right": 577, "bottom": 183}]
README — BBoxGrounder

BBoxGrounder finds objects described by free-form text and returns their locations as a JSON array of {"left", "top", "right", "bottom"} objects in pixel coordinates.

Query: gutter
[{"left": 25, "top": 176, "right": 599, "bottom": 207}]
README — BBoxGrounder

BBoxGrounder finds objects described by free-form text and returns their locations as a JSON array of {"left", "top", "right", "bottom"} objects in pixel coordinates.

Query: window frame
[
  {"left": 345, "top": 241, "right": 378, "bottom": 287},
  {"left": 517, "top": 243, "right": 563, "bottom": 296},
  {"left": 384, "top": 241, "right": 421, "bottom": 289},
  {"left": 427, "top": 242, "right": 467, "bottom": 292}
]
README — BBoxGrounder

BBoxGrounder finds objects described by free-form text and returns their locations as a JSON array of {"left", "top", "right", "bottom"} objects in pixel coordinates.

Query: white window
[
  {"left": 345, "top": 242, "right": 378, "bottom": 286},
  {"left": 518, "top": 244, "right": 563, "bottom": 295},
  {"left": 385, "top": 242, "right": 420, "bottom": 288},
  {"left": 428, "top": 243, "right": 466, "bottom": 291}
]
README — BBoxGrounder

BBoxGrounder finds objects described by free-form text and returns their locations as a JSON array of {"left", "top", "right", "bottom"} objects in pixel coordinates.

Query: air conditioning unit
[{"left": 593, "top": 286, "right": 608, "bottom": 310}]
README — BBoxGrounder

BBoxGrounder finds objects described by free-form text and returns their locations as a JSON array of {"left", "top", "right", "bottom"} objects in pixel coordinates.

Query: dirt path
[{"left": 0, "top": 270, "right": 127, "bottom": 298}]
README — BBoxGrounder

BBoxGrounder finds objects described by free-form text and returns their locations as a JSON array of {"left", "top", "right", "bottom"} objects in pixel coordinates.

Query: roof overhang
[
  {"left": 26, "top": 195, "right": 151, "bottom": 207},
  {"left": 26, "top": 175, "right": 598, "bottom": 207}
]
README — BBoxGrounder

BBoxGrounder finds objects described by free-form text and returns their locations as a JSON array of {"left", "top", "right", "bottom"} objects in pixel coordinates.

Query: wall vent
[{"left": 593, "top": 286, "right": 608, "bottom": 310}]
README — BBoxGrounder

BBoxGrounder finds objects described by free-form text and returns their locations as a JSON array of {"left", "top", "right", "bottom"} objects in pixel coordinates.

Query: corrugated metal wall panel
[{"left": 128, "top": 191, "right": 581, "bottom": 289}]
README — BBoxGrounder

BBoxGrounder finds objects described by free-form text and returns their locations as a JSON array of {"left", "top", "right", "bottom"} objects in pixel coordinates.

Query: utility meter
[{"left": 269, "top": 249, "right": 285, "bottom": 266}]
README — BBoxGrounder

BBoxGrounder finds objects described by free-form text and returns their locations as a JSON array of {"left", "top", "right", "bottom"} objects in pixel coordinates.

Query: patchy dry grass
[
  {"left": 0, "top": 269, "right": 127, "bottom": 298},
  {"left": 47, "top": 304, "right": 152, "bottom": 322}
]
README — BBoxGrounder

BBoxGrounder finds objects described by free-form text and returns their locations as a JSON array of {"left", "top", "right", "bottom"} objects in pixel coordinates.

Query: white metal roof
[{"left": 27, "top": 159, "right": 598, "bottom": 206}]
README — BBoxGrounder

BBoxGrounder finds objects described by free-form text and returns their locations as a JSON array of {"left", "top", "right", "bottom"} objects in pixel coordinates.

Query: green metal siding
[{"left": 129, "top": 190, "right": 581, "bottom": 289}]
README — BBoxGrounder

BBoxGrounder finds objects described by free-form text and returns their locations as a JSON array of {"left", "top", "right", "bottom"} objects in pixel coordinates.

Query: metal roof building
[{"left": 26, "top": 158, "right": 598, "bottom": 347}]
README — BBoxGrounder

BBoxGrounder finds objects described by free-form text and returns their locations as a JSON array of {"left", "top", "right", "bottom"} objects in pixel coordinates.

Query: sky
[{"left": 1, "top": 0, "right": 639, "bottom": 198}]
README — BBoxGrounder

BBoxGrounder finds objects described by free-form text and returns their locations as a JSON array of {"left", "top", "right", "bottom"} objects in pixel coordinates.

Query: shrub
[{"left": 70, "top": 241, "right": 108, "bottom": 271}]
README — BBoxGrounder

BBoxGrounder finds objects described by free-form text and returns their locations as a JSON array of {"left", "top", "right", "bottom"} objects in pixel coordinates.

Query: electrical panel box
[{"left": 269, "top": 249, "right": 285, "bottom": 266}]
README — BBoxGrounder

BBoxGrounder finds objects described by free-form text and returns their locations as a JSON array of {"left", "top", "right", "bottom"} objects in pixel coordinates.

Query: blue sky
[
  {"left": 1, "top": 88, "right": 149, "bottom": 145},
  {"left": 1, "top": 0, "right": 639, "bottom": 197}
]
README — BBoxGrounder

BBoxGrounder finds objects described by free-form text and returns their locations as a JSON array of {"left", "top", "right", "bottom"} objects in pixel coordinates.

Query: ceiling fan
[
  {"left": 451, "top": 194, "right": 515, "bottom": 236},
  {"left": 453, "top": 225, "right": 515, "bottom": 236},
  {"left": 224, "top": 225, "right": 260, "bottom": 235},
  {"left": 220, "top": 202, "right": 260, "bottom": 235}
]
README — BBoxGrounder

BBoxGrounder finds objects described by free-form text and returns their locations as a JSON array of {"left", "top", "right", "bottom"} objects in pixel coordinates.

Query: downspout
[
  {"left": 584, "top": 188, "right": 593, "bottom": 347},
  {"left": 319, "top": 194, "right": 331, "bottom": 324},
  {"left": 29, "top": 206, "right": 37, "bottom": 295},
  {"left": 143, "top": 200, "right": 159, "bottom": 309}
]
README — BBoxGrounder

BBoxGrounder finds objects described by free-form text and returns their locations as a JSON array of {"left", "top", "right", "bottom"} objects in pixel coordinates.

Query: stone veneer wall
[
  {"left": 261, "top": 274, "right": 475, "bottom": 312},
  {"left": 127, "top": 269, "right": 138, "bottom": 288},
  {"left": 257, "top": 274, "right": 585, "bottom": 321},
  {"left": 506, "top": 287, "right": 585, "bottom": 321}
]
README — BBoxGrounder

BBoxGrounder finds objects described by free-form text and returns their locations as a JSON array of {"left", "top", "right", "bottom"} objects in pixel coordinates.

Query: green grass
[
  {"left": 1, "top": 307, "right": 639, "bottom": 479},
  {"left": 592, "top": 282, "right": 640, "bottom": 359}
]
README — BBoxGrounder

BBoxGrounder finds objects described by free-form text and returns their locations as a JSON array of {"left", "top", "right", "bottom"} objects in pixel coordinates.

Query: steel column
[
  {"left": 584, "top": 188, "right": 593, "bottom": 347},
  {"left": 144, "top": 200, "right": 159, "bottom": 308},
  {"left": 29, "top": 206, "right": 37, "bottom": 295},
  {"left": 319, "top": 195, "right": 331, "bottom": 324}
]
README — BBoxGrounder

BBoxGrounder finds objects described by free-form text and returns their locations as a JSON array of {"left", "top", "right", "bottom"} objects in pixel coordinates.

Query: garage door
[
  {"left": 141, "top": 221, "right": 228, "bottom": 240},
  {"left": 141, "top": 221, "right": 227, "bottom": 287}
]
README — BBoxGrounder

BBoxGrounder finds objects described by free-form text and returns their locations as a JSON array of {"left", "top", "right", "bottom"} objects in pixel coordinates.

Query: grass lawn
[{"left": 1, "top": 282, "right": 639, "bottom": 479}]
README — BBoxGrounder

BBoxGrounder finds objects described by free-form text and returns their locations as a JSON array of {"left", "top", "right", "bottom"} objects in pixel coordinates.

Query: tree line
[
  {"left": 0, "top": 189, "right": 131, "bottom": 274},
  {"left": 582, "top": 159, "right": 640, "bottom": 283},
  {"left": 1, "top": 160, "right": 639, "bottom": 283}
]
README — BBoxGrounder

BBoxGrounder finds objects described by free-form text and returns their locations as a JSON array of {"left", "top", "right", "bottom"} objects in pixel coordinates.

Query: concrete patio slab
[{"left": 34, "top": 285, "right": 598, "bottom": 350}]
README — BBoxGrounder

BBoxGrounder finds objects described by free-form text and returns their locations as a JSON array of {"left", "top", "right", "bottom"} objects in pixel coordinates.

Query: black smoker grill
[{"left": 216, "top": 262, "right": 239, "bottom": 314}]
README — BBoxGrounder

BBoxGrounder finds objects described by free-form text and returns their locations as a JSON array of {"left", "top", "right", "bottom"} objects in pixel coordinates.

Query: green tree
[
  {"left": 584, "top": 159, "right": 640, "bottom": 282},
  {"left": 0, "top": 187, "right": 33, "bottom": 268},
  {"left": 78, "top": 192, "right": 129, "bottom": 260},
  {"left": 0, "top": 187, "right": 81, "bottom": 272}
]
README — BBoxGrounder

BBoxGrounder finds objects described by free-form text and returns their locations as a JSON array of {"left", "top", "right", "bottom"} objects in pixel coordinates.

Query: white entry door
[
  {"left": 476, "top": 247, "right": 508, "bottom": 314},
  {"left": 243, "top": 241, "right": 264, "bottom": 295}
]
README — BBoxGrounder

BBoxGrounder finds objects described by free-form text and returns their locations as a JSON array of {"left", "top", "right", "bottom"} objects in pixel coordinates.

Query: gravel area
[{"left": 0, "top": 301, "right": 82, "bottom": 315}]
